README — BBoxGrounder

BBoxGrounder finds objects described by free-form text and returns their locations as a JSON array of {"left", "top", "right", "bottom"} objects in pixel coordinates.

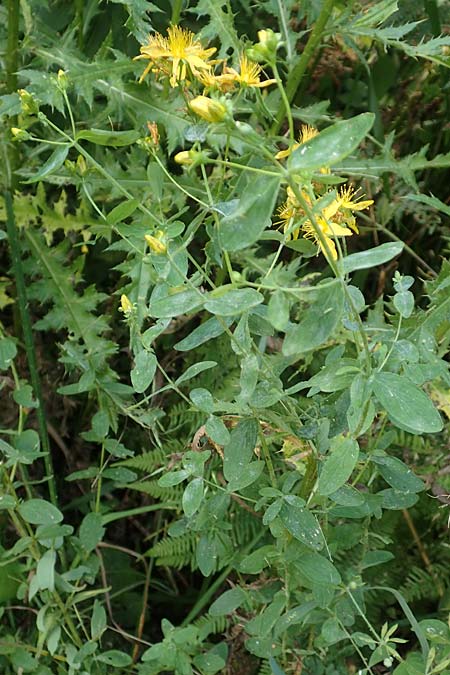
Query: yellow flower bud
[
  {"left": 174, "top": 151, "right": 194, "bottom": 166},
  {"left": 120, "top": 294, "right": 133, "bottom": 314},
  {"left": 189, "top": 96, "right": 227, "bottom": 123},
  {"left": 145, "top": 232, "right": 167, "bottom": 254},
  {"left": 11, "top": 127, "right": 30, "bottom": 141},
  {"left": 57, "top": 69, "right": 68, "bottom": 90},
  {"left": 18, "top": 89, "right": 39, "bottom": 115}
]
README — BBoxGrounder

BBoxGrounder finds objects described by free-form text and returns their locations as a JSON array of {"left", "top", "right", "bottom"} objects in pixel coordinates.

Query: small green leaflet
[
  {"left": 205, "top": 288, "right": 264, "bottom": 316},
  {"left": 279, "top": 502, "right": 325, "bottom": 551}
]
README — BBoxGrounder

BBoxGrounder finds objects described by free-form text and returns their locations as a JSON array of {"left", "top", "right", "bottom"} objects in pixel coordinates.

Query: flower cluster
[
  {"left": 278, "top": 184, "right": 373, "bottom": 261},
  {"left": 135, "top": 26, "right": 275, "bottom": 91}
]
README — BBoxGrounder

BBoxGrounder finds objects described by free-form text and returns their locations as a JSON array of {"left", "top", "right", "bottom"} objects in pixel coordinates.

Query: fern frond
[
  {"left": 119, "top": 448, "right": 167, "bottom": 473},
  {"left": 399, "top": 563, "right": 449, "bottom": 602},
  {"left": 126, "top": 479, "right": 182, "bottom": 501},
  {"left": 147, "top": 531, "right": 197, "bottom": 570}
]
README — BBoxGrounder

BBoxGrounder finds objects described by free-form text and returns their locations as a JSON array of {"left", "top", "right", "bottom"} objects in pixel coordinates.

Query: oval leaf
[
  {"left": 18, "top": 499, "right": 63, "bottom": 526},
  {"left": 342, "top": 242, "right": 404, "bottom": 274},
  {"left": 76, "top": 128, "right": 139, "bottom": 146},
  {"left": 373, "top": 372, "right": 443, "bottom": 434},
  {"left": 317, "top": 436, "right": 359, "bottom": 496},
  {"left": 209, "top": 587, "right": 246, "bottom": 616},
  {"left": 205, "top": 288, "right": 264, "bottom": 316},
  {"left": 279, "top": 503, "right": 325, "bottom": 551},
  {"left": 131, "top": 351, "right": 157, "bottom": 393},
  {"left": 289, "top": 113, "right": 374, "bottom": 170}
]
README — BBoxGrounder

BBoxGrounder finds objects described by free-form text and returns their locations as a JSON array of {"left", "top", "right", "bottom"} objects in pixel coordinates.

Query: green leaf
[
  {"left": 372, "top": 456, "right": 425, "bottom": 493},
  {"left": 239, "top": 546, "right": 276, "bottom": 574},
  {"left": 405, "top": 193, "right": 450, "bottom": 217},
  {"left": 24, "top": 145, "right": 69, "bottom": 183},
  {"left": 372, "top": 372, "right": 443, "bottom": 434},
  {"left": 205, "top": 415, "right": 230, "bottom": 445},
  {"left": 317, "top": 436, "right": 359, "bottom": 496},
  {"left": 204, "top": 288, "right": 264, "bottom": 316},
  {"left": 209, "top": 587, "right": 246, "bottom": 616},
  {"left": 79, "top": 512, "right": 105, "bottom": 552},
  {"left": 279, "top": 503, "right": 325, "bottom": 550},
  {"left": 0, "top": 494, "right": 16, "bottom": 510},
  {"left": 0, "top": 337, "right": 17, "bottom": 370},
  {"left": 268, "top": 290, "right": 290, "bottom": 331},
  {"left": 295, "top": 552, "right": 341, "bottom": 586},
  {"left": 106, "top": 199, "right": 140, "bottom": 224},
  {"left": 131, "top": 350, "right": 157, "bottom": 393},
  {"left": 76, "top": 128, "right": 139, "bottom": 146},
  {"left": 342, "top": 242, "right": 404, "bottom": 274},
  {"left": 219, "top": 175, "right": 280, "bottom": 251},
  {"left": 283, "top": 282, "right": 344, "bottom": 356},
  {"left": 394, "top": 290, "right": 414, "bottom": 318},
  {"left": 182, "top": 478, "right": 204, "bottom": 517},
  {"left": 190, "top": 387, "right": 215, "bottom": 412},
  {"left": 175, "top": 361, "right": 217, "bottom": 385},
  {"left": 149, "top": 289, "right": 203, "bottom": 318},
  {"left": 289, "top": 113, "right": 374, "bottom": 170},
  {"left": 97, "top": 651, "right": 133, "bottom": 667},
  {"left": 19, "top": 499, "right": 63, "bottom": 526},
  {"left": 223, "top": 419, "right": 259, "bottom": 483},
  {"left": 91, "top": 600, "right": 107, "bottom": 640},
  {"left": 227, "top": 461, "right": 265, "bottom": 492},
  {"left": 34, "top": 549, "right": 56, "bottom": 594},
  {"left": 174, "top": 316, "right": 232, "bottom": 351}
]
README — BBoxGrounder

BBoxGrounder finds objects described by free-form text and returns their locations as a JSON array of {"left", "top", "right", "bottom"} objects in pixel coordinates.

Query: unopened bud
[
  {"left": 247, "top": 29, "right": 282, "bottom": 63},
  {"left": 11, "top": 127, "right": 30, "bottom": 141},
  {"left": 174, "top": 151, "right": 194, "bottom": 166},
  {"left": 76, "top": 155, "right": 88, "bottom": 176},
  {"left": 189, "top": 96, "right": 227, "bottom": 123},
  {"left": 57, "top": 69, "right": 69, "bottom": 90},
  {"left": 119, "top": 294, "right": 134, "bottom": 315},
  {"left": 145, "top": 232, "right": 167, "bottom": 254},
  {"left": 18, "top": 89, "right": 39, "bottom": 116}
]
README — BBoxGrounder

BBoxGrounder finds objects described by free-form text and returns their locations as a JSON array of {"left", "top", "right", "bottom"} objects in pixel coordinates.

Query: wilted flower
[{"left": 135, "top": 25, "right": 216, "bottom": 87}]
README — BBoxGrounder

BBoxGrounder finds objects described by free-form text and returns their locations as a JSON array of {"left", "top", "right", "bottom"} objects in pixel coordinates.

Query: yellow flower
[
  {"left": 275, "top": 124, "right": 321, "bottom": 160},
  {"left": 145, "top": 232, "right": 167, "bottom": 254},
  {"left": 277, "top": 184, "right": 373, "bottom": 261},
  {"left": 220, "top": 54, "right": 276, "bottom": 89},
  {"left": 135, "top": 25, "right": 216, "bottom": 87},
  {"left": 189, "top": 96, "right": 227, "bottom": 123}
]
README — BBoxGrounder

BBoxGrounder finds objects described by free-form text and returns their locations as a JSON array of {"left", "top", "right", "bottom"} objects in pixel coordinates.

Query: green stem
[
  {"left": 6, "top": 0, "right": 20, "bottom": 190},
  {"left": 171, "top": 0, "right": 183, "bottom": 24},
  {"left": 271, "top": 0, "right": 336, "bottom": 134},
  {"left": 273, "top": 62, "right": 294, "bottom": 141},
  {"left": 4, "top": 194, "right": 58, "bottom": 506}
]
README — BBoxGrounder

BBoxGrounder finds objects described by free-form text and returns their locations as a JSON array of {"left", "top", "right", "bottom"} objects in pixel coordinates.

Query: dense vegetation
[{"left": 1, "top": 1, "right": 450, "bottom": 673}]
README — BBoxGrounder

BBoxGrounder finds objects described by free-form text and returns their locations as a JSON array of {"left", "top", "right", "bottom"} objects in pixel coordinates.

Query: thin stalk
[
  {"left": 171, "top": 0, "right": 183, "bottom": 24},
  {"left": 273, "top": 62, "right": 294, "bottom": 141},
  {"left": 271, "top": 0, "right": 336, "bottom": 134},
  {"left": 4, "top": 195, "right": 57, "bottom": 506},
  {"left": 6, "top": 0, "right": 20, "bottom": 190}
]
